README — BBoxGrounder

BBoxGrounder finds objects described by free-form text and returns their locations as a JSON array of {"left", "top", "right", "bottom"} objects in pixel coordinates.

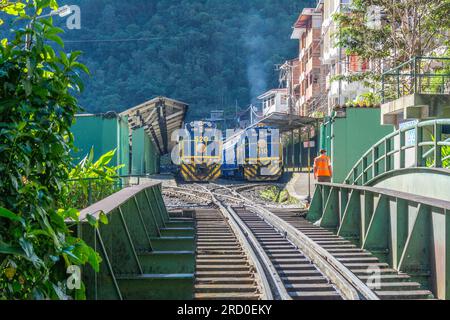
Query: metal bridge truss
[{"left": 308, "top": 182, "right": 450, "bottom": 300}]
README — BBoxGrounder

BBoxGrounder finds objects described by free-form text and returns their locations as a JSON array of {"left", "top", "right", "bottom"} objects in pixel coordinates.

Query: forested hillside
[{"left": 58, "top": 0, "right": 311, "bottom": 119}]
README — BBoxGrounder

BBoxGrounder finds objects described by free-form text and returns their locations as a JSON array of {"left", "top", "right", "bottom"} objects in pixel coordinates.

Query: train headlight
[
  {"left": 196, "top": 142, "right": 207, "bottom": 154},
  {"left": 258, "top": 139, "right": 268, "bottom": 153}
]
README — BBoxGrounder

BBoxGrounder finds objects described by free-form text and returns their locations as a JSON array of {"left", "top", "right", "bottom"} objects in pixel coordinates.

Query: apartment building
[
  {"left": 320, "top": 0, "right": 368, "bottom": 113},
  {"left": 291, "top": 8, "right": 324, "bottom": 117}
]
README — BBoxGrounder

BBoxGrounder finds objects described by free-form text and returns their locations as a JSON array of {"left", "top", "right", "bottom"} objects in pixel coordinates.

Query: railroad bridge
[
  {"left": 72, "top": 116, "right": 450, "bottom": 300},
  {"left": 69, "top": 62, "right": 450, "bottom": 300}
]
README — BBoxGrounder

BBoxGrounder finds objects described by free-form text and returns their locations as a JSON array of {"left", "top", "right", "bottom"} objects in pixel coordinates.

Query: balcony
[
  {"left": 305, "top": 30, "right": 314, "bottom": 49},
  {"left": 381, "top": 57, "right": 450, "bottom": 125},
  {"left": 323, "top": 46, "right": 339, "bottom": 64},
  {"left": 329, "top": 79, "right": 340, "bottom": 97}
]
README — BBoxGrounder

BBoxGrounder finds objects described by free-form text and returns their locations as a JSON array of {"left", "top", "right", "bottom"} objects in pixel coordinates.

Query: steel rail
[
  {"left": 163, "top": 188, "right": 213, "bottom": 204},
  {"left": 225, "top": 205, "right": 291, "bottom": 300},
  {"left": 196, "top": 185, "right": 277, "bottom": 300},
  {"left": 245, "top": 205, "right": 378, "bottom": 300},
  {"left": 209, "top": 184, "right": 379, "bottom": 300},
  {"left": 164, "top": 184, "right": 267, "bottom": 299},
  {"left": 164, "top": 183, "right": 379, "bottom": 300},
  {"left": 198, "top": 185, "right": 292, "bottom": 300}
]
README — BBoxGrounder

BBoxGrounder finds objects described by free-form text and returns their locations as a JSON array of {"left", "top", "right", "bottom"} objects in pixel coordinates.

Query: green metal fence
[
  {"left": 308, "top": 182, "right": 450, "bottom": 299},
  {"left": 345, "top": 119, "right": 450, "bottom": 185},
  {"left": 381, "top": 56, "right": 450, "bottom": 104},
  {"left": 68, "top": 183, "right": 195, "bottom": 300}
]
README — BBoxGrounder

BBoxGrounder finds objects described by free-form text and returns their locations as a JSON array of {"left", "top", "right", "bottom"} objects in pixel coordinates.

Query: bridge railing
[
  {"left": 344, "top": 119, "right": 450, "bottom": 185},
  {"left": 308, "top": 182, "right": 450, "bottom": 300},
  {"left": 381, "top": 56, "right": 450, "bottom": 104},
  {"left": 65, "top": 175, "right": 144, "bottom": 209},
  {"left": 68, "top": 183, "right": 195, "bottom": 300}
]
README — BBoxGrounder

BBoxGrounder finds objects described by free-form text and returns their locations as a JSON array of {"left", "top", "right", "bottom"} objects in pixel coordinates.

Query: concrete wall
[
  {"left": 320, "top": 108, "right": 394, "bottom": 183},
  {"left": 72, "top": 114, "right": 130, "bottom": 176}
]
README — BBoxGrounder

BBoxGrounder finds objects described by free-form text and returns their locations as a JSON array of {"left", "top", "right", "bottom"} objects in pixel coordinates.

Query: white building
[
  {"left": 258, "top": 89, "right": 289, "bottom": 116},
  {"left": 320, "top": 0, "right": 368, "bottom": 113}
]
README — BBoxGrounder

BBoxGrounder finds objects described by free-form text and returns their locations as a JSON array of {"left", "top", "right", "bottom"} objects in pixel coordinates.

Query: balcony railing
[{"left": 381, "top": 56, "right": 450, "bottom": 104}]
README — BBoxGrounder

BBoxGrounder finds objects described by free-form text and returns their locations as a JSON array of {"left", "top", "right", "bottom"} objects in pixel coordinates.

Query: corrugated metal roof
[{"left": 120, "top": 96, "right": 188, "bottom": 155}]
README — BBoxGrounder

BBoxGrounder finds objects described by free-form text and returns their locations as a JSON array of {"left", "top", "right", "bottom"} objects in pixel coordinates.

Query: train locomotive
[
  {"left": 222, "top": 125, "right": 283, "bottom": 182},
  {"left": 178, "top": 121, "right": 222, "bottom": 182}
]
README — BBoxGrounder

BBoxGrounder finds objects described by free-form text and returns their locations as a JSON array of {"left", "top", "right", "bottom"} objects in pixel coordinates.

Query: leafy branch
[{"left": 0, "top": 0, "right": 101, "bottom": 300}]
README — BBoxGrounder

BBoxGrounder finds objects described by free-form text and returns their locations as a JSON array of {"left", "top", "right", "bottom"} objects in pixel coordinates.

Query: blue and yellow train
[
  {"left": 222, "top": 125, "right": 283, "bottom": 182},
  {"left": 178, "top": 121, "right": 222, "bottom": 182},
  {"left": 177, "top": 122, "right": 283, "bottom": 182}
]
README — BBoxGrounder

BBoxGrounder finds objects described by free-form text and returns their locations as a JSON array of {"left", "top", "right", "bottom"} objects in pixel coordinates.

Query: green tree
[
  {"left": 53, "top": 0, "right": 311, "bottom": 120},
  {"left": 0, "top": 0, "right": 101, "bottom": 299},
  {"left": 333, "top": 0, "right": 450, "bottom": 87}
]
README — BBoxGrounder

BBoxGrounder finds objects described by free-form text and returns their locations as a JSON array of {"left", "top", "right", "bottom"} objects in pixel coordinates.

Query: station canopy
[
  {"left": 259, "top": 112, "right": 317, "bottom": 132},
  {"left": 120, "top": 96, "right": 188, "bottom": 155}
]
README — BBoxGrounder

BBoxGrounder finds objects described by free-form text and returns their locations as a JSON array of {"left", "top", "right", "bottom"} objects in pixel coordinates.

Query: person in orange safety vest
[{"left": 313, "top": 149, "right": 332, "bottom": 183}]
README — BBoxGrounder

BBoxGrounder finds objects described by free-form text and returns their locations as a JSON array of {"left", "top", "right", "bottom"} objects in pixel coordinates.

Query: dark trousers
[{"left": 317, "top": 176, "right": 332, "bottom": 183}]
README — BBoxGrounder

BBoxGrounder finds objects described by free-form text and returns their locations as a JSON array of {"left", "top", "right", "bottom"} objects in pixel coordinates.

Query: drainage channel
[
  {"left": 269, "top": 208, "right": 434, "bottom": 300},
  {"left": 233, "top": 207, "right": 343, "bottom": 300},
  {"left": 194, "top": 208, "right": 261, "bottom": 300}
]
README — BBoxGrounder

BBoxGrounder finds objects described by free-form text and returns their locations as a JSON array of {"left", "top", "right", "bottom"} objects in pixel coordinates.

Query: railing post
[
  {"left": 372, "top": 147, "right": 378, "bottom": 180},
  {"left": 435, "top": 123, "right": 442, "bottom": 168},
  {"left": 144, "top": 189, "right": 162, "bottom": 237},
  {"left": 385, "top": 137, "right": 391, "bottom": 172},
  {"left": 400, "top": 130, "right": 406, "bottom": 169},
  {"left": 118, "top": 207, "right": 144, "bottom": 275},
  {"left": 133, "top": 196, "right": 154, "bottom": 251},
  {"left": 362, "top": 156, "right": 368, "bottom": 185},
  {"left": 415, "top": 124, "right": 423, "bottom": 167}
]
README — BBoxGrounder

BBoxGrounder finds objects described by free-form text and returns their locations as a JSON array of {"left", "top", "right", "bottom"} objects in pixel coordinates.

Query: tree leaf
[
  {"left": 86, "top": 214, "right": 98, "bottom": 228},
  {"left": 46, "top": 34, "right": 64, "bottom": 48},
  {"left": 71, "top": 62, "right": 90, "bottom": 75},
  {"left": 0, "top": 207, "right": 23, "bottom": 223},
  {"left": 99, "top": 211, "right": 108, "bottom": 225},
  {"left": 19, "top": 237, "right": 44, "bottom": 267},
  {"left": 0, "top": 240, "right": 26, "bottom": 256},
  {"left": 95, "top": 149, "right": 116, "bottom": 167}
]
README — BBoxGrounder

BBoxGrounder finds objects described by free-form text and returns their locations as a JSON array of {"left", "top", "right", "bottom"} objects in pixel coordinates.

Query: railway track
[
  {"left": 194, "top": 208, "right": 262, "bottom": 300},
  {"left": 163, "top": 183, "right": 435, "bottom": 300},
  {"left": 232, "top": 207, "right": 342, "bottom": 300},
  {"left": 269, "top": 209, "right": 434, "bottom": 300}
]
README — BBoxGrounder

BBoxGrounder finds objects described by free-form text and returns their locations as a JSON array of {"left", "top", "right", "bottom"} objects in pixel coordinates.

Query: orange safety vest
[{"left": 314, "top": 155, "right": 332, "bottom": 177}]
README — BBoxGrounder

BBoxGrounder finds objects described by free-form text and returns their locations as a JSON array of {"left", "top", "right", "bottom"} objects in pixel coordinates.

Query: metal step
[
  {"left": 375, "top": 290, "right": 433, "bottom": 300},
  {"left": 194, "top": 292, "right": 260, "bottom": 300}
]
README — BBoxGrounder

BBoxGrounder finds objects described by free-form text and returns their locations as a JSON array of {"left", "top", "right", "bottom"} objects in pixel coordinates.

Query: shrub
[
  {"left": 0, "top": 1, "right": 101, "bottom": 299},
  {"left": 62, "top": 148, "right": 125, "bottom": 210}
]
